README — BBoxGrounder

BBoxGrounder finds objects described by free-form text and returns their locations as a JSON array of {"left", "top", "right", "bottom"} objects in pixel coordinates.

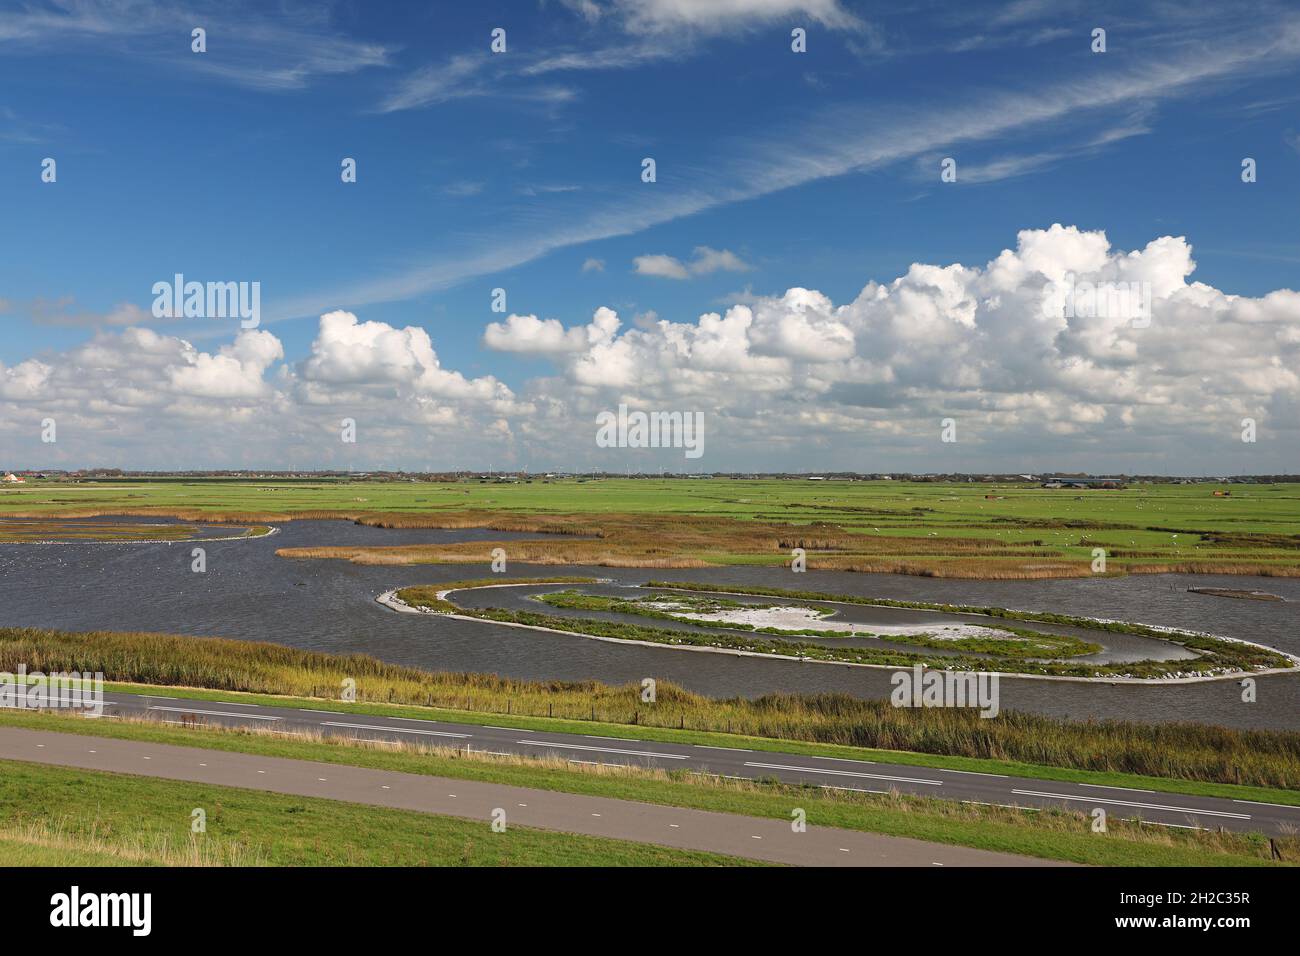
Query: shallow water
[{"left": 1, "top": 517, "right": 1297, "bottom": 730}]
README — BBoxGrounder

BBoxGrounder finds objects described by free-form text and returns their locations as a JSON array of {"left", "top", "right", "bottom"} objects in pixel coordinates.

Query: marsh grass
[
  {"left": 274, "top": 511, "right": 1300, "bottom": 578},
  {"left": 8, "top": 477, "right": 1300, "bottom": 577}
]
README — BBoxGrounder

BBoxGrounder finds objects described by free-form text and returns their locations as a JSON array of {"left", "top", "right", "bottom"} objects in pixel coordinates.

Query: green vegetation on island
[{"left": 532, "top": 588, "right": 1103, "bottom": 659}]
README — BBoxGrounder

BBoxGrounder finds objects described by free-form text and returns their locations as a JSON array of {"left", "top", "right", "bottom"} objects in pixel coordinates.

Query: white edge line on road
[
  {"left": 1010, "top": 789, "right": 1251, "bottom": 819},
  {"left": 20, "top": 699, "right": 118, "bottom": 707},
  {"left": 1232, "top": 799, "right": 1300, "bottom": 810},
  {"left": 1137, "top": 820, "right": 1208, "bottom": 830},
  {"left": 321, "top": 721, "right": 470, "bottom": 739},
  {"left": 745, "top": 761, "right": 941, "bottom": 786},
  {"left": 1079, "top": 783, "right": 1156, "bottom": 794},
  {"left": 937, "top": 768, "right": 1007, "bottom": 778},
  {"left": 961, "top": 800, "right": 1041, "bottom": 812},
  {"left": 689, "top": 772, "right": 753, "bottom": 781},
  {"left": 148, "top": 706, "right": 280, "bottom": 720},
  {"left": 695, "top": 745, "right": 752, "bottom": 752},
  {"left": 520, "top": 740, "right": 686, "bottom": 759}
]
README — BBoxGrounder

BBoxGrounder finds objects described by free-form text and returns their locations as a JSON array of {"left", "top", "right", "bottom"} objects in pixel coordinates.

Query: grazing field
[
  {"left": 4, "top": 477, "right": 1298, "bottom": 577},
  {"left": 0, "top": 759, "right": 755, "bottom": 867},
  {"left": 4, "top": 625, "right": 1298, "bottom": 789}
]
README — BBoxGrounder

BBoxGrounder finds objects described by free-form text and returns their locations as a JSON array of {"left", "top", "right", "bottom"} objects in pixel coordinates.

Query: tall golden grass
[{"left": 0, "top": 818, "right": 264, "bottom": 866}]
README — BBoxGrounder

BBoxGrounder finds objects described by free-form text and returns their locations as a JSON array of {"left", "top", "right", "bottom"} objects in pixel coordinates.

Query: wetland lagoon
[{"left": 1, "top": 513, "right": 1297, "bottom": 731}]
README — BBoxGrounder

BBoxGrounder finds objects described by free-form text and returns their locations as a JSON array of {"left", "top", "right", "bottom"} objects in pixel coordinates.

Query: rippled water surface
[{"left": 2, "top": 517, "right": 1297, "bottom": 730}]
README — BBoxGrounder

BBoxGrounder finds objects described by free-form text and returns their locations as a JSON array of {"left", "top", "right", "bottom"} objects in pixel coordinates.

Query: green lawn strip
[
  {"left": 0, "top": 758, "right": 762, "bottom": 867},
  {"left": 0, "top": 710, "right": 1287, "bottom": 867},
  {"left": 73, "top": 680, "right": 1300, "bottom": 806}
]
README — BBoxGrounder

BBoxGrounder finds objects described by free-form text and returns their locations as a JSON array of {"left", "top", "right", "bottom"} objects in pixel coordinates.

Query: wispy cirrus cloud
[
  {"left": 3, "top": 295, "right": 158, "bottom": 329},
  {"left": 597, "top": 0, "right": 865, "bottom": 34},
  {"left": 268, "top": 14, "right": 1300, "bottom": 325},
  {"left": 376, "top": 43, "right": 671, "bottom": 113},
  {"left": 379, "top": 0, "right": 868, "bottom": 113},
  {"left": 0, "top": 0, "right": 392, "bottom": 91},
  {"left": 0, "top": 105, "right": 64, "bottom": 145}
]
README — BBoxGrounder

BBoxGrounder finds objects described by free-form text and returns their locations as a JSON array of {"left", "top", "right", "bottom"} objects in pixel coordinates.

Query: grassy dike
[
  {"left": 0, "top": 709, "right": 1293, "bottom": 867},
  {"left": 0, "top": 755, "right": 759, "bottom": 867},
  {"left": 4, "top": 621, "right": 1299, "bottom": 792}
]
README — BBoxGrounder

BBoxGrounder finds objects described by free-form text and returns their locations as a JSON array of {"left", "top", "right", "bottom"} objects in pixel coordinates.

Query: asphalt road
[
  {"left": 0, "top": 726, "right": 1059, "bottom": 867},
  {"left": 13, "top": 688, "right": 1299, "bottom": 834}
]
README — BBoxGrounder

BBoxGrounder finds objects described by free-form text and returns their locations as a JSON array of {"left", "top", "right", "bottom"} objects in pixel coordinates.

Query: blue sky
[{"left": 1, "top": 0, "right": 1299, "bottom": 473}]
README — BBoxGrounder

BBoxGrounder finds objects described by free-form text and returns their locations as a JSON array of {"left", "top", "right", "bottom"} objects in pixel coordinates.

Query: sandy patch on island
[{"left": 644, "top": 601, "right": 1016, "bottom": 641}]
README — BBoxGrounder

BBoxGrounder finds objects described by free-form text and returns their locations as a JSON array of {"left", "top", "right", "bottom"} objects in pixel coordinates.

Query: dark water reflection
[{"left": 1, "top": 518, "right": 1296, "bottom": 731}]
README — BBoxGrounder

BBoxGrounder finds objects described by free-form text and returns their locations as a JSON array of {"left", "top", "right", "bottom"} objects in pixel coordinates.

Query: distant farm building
[{"left": 1041, "top": 477, "right": 1126, "bottom": 490}]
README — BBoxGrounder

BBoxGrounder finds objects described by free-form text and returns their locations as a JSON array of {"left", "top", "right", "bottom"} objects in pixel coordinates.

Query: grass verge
[
  {"left": 2, "top": 709, "right": 1294, "bottom": 867},
  {"left": 0, "top": 755, "right": 760, "bottom": 867}
]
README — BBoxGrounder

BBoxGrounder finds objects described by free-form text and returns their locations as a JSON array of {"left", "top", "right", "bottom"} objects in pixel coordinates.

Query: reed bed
[
  {"left": 3, "top": 625, "right": 1297, "bottom": 789},
  {"left": 9, "top": 487, "right": 1298, "bottom": 578},
  {"left": 271, "top": 511, "right": 1299, "bottom": 577}
]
